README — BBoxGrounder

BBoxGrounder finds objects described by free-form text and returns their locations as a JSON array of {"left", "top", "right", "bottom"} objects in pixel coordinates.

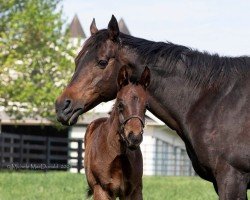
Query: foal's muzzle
[
  {"left": 120, "top": 116, "right": 144, "bottom": 150},
  {"left": 127, "top": 131, "right": 143, "bottom": 150}
]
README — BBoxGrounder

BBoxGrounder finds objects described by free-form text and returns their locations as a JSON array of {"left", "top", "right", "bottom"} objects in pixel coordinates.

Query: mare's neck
[
  {"left": 146, "top": 70, "right": 202, "bottom": 133},
  {"left": 120, "top": 37, "right": 204, "bottom": 134}
]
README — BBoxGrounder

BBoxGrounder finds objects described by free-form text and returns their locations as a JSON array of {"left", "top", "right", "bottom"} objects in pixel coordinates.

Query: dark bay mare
[
  {"left": 56, "top": 16, "right": 250, "bottom": 199},
  {"left": 84, "top": 66, "right": 150, "bottom": 200}
]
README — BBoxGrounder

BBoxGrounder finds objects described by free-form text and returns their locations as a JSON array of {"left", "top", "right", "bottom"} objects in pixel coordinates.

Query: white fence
[{"left": 141, "top": 135, "right": 195, "bottom": 176}]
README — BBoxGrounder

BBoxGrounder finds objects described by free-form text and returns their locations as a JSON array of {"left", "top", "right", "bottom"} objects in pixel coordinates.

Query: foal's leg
[
  {"left": 215, "top": 165, "right": 248, "bottom": 200},
  {"left": 93, "top": 185, "right": 112, "bottom": 200}
]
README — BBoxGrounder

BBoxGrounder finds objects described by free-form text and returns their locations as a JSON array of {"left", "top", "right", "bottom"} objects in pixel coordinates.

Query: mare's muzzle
[{"left": 55, "top": 98, "right": 84, "bottom": 126}]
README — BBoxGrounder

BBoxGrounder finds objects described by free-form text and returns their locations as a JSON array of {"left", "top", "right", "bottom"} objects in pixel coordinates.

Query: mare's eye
[
  {"left": 117, "top": 102, "right": 124, "bottom": 112},
  {"left": 98, "top": 60, "right": 108, "bottom": 69}
]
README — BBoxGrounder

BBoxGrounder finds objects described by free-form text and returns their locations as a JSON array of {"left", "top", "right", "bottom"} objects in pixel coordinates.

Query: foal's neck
[{"left": 106, "top": 107, "right": 125, "bottom": 155}]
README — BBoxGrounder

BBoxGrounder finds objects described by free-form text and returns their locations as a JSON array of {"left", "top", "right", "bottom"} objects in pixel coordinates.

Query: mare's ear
[
  {"left": 108, "top": 15, "right": 119, "bottom": 41},
  {"left": 90, "top": 18, "right": 98, "bottom": 35},
  {"left": 117, "top": 66, "right": 129, "bottom": 89},
  {"left": 139, "top": 66, "right": 151, "bottom": 89}
]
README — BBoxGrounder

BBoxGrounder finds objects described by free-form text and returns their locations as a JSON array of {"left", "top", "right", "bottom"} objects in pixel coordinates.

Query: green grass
[
  {"left": 143, "top": 176, "right": 217, "bottom": 200},
  {"left": 0, "top": 171, "right": 220, "bottom": 200}
]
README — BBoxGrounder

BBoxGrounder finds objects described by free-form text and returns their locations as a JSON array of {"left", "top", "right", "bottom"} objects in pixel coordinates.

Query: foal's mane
[{"left": 119, "top": 33, "right": 250, "bottom": 87}]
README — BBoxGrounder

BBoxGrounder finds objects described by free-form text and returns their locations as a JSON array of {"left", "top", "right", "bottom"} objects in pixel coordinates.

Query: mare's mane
[
  {"left": 120, "top": 33, "right": 249, "bottom": 87},
  {"left": 76, "top": 29, "right": 250, "bottom": 87}
]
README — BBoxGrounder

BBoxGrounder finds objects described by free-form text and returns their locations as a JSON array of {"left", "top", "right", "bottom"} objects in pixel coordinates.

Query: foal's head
[{"left": 116, "top": 66, "right": 150, "bottom": 150}]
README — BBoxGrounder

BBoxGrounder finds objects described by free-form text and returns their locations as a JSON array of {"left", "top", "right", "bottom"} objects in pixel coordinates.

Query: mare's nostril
[
  {"left": 63, "top": 99, "right": 72, "bottom": 114},
  {"left": 63, "top": 99, "right": 71, "bottom": 109}
]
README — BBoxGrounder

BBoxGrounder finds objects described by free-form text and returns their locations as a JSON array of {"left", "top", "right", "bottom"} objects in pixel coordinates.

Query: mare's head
[
  {"left": 56, "top": 15, "right": 126, "bottom": 125},
  {"left": 116, "top": 66, "right": 150, "bottom": 150}
]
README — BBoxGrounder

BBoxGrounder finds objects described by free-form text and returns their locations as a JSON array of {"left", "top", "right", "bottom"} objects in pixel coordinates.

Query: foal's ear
[
  {"left": 117, "top": 66, "right": 129, "bottom": 89},
  {"left": 108, "top": 15, "right": 119, "bottom": 41},
  {"left": 90, "top": 18, "right": 98, "bottom": 35},
  {"left": 139, "top": 66, "right": 151, "bottom": 89}
]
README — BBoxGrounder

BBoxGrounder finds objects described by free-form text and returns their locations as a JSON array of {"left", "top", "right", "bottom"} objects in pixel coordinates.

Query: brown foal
[{"left": 84, "top": 66, "right": 150, "bottom": 200}]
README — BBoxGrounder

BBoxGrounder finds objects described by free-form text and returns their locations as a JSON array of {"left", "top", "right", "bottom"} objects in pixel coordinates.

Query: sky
[{"left": 61, "top": 0, "right": 250, "bottom": 56}]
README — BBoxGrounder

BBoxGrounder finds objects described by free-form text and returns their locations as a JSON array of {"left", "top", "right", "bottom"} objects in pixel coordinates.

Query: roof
[
  {"left": 118, "top": 18, "right": 131, "bottom": 35},
  {"left": 69, "top": 14, "right": 86, "bottom": 38}
]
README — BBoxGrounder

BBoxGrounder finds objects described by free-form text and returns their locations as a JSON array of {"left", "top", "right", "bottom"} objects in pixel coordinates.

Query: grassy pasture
[{"left": 0, "top": 171, "right": 224, "bottom": 199}]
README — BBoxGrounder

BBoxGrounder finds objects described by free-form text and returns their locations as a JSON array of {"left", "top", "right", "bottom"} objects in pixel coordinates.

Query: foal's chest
[{"left": 108, "top": 155, "right": 133, "bottom": 196}]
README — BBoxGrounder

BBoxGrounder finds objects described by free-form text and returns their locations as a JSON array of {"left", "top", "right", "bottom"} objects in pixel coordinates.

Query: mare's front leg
[
  {"left": 93, "top": 185, "right": 112, "bottom": 200},
  {"left": 126, "top": 184, "right": 143, "bottom": 200},
  {"left": 215, "top": 163, "right": 248, "bottom": 200}
]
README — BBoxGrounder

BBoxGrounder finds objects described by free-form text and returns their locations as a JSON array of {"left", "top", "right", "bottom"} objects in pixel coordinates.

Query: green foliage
[{"left": 0, "top": 0, "right": 75, "bottom": 121}]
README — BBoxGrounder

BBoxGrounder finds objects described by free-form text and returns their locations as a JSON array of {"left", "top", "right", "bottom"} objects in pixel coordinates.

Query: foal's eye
[
  {"left": 117, "top": 102, "right": 124, "bottom": 112},
  {"left": 98, "top": 60, "right": 108, "bottom": 69}
]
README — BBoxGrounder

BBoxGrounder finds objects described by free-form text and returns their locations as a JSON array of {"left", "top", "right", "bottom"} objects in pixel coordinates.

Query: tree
[{"left": 0, "top": 0, "right": 75, "bottom": 121}]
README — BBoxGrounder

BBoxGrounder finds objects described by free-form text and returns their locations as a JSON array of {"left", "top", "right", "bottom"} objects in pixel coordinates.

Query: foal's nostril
[
  {"left": 128, "top": 131, "right": 135, "bottom": 141},
  {"left": 128, "top": 131, "right": 133, "bottom": 137},
  {"left": 128, "top": 131, "right": 142, "bottom": 145}
]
